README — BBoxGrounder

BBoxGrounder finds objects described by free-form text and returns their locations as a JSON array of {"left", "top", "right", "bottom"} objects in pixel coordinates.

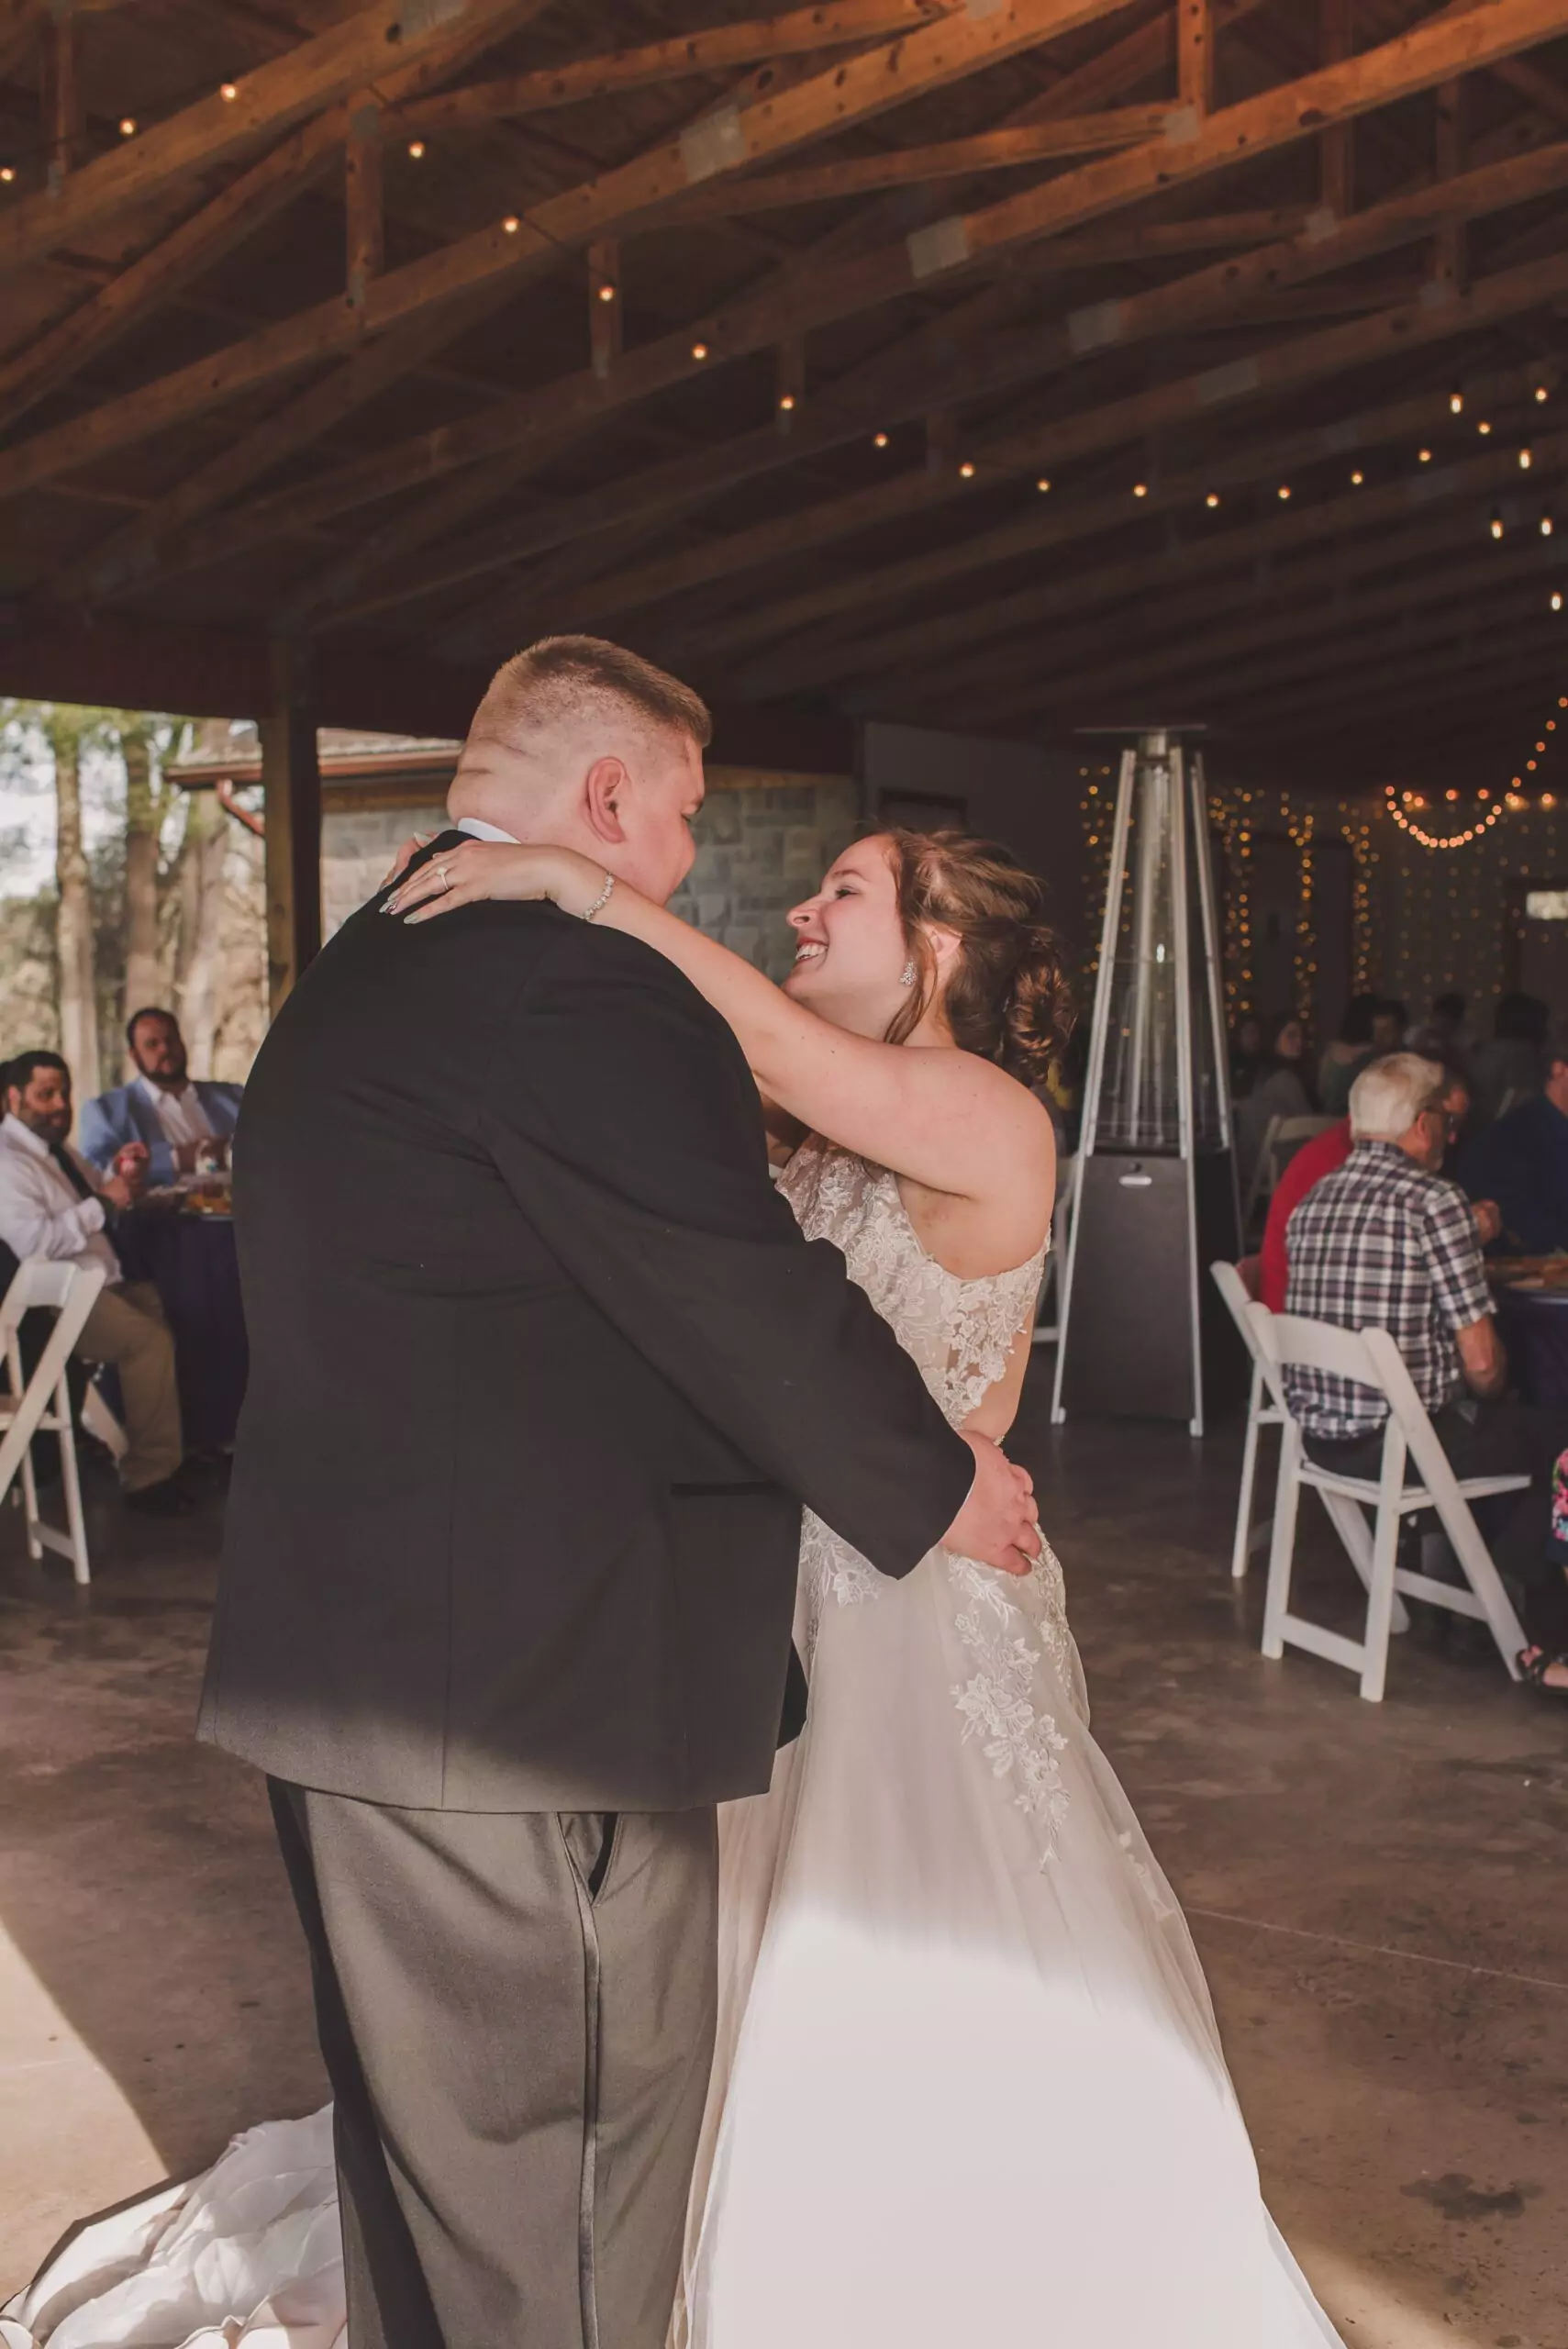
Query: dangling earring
[{"left": 899, "top": 957, "right": 917, "bottom": 987}]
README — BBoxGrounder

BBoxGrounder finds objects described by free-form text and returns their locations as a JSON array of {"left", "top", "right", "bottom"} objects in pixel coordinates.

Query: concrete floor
[{"left": 2, "top": 1376, "right": 1565, "bottom": 2345}]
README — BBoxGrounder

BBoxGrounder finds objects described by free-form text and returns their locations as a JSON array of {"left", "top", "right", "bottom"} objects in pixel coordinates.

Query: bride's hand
[{"left": 383, "top": 841, "right": 606, "bottom": 924}]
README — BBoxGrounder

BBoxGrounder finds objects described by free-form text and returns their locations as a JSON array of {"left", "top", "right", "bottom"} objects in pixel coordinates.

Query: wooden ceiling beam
[
  {"left": 731, "top": 366, "right": 1562, "bottom": 696},
  {"left": 937, "top": 496, "right": 1567, "bottom": 725},
  {"left": 398, "top": 0, "right": 958, "bottom": 132},
  {"left": 659, "top": 107, "right": 1178, "bottom": 217},
  {"left": 0, "top": 0, "right": 537, "bottom": 274},
  {"left": 566, "top": 206, "right": 1568, "bottom": 653},
  {"left": 3, "top": 0, "right": 1127, "bottom": 520}
]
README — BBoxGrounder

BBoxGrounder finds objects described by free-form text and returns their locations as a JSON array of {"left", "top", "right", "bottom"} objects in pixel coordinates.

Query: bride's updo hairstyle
[{"left": 881, "top": 829, "right": 1073, "bottom": 1080}]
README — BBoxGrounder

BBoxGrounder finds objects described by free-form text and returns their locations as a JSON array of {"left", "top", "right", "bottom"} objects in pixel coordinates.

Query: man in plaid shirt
[{"left": 1285, "top": 1053, "right": 1568, "bottom": 1649}]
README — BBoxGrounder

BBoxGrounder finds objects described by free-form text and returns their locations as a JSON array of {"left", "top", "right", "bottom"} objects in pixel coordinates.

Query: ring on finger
[{"left": 435, "top": 863, "right": 451, "bottom": 893}]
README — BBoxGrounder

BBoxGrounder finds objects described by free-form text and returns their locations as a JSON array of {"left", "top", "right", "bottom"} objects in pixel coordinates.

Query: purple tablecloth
[
  {"left": 117, "top": 1208, "right": 248, "bottom": 1450},
  {"left": 1495, "top": 1285, "right": 1568, "bottom": 1408}
]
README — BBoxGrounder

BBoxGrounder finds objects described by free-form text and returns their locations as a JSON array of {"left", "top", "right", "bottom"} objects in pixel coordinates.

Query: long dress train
[{"left": 3, "top": 1137, "right": 1345, "bottom": 2348}]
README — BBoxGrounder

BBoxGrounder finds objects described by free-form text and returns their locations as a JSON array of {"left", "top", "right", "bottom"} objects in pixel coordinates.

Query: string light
[
  {"left": 1036, "top": 476, "right": 1051, "bottom": 492},
  {"left": 118, "top": 117, "right": 136, "bottom": 137},
  {"left": 596, "top": 283, "right": 615, "bottom": 303},
  {"left": 1450, "top": 388, "right": 1464, "bottom": 413},
  {"left": 1537, "top": 384, "right": 1551, "bottom": 403},
  {"left": 1206, "top": 491, "right": 1221, "bottom": 507},
  {"left": 959, "top": 461, "right": 975, "bottom": 479},
  {"left": 1543, "top": 516, "right": 1555, "bottom": 537},
  {"left": 779, "top": 393, "right": 796, "bottom": 412},
  {"left": 1418, "top": 447, "right": 1432, "bottom": 462},
  {"left": 502, "top": 216, "right": 519, "bottom": 233},
  {"left": 219, "top": 82, "right": 238, "bottom": 101},
  {"left": 406, "top": 139, "right": 425, "bottom": 158},
  {"left": 1133, "top": 482, "right": 1148, "bottom": 497},
  {"left": 873, "top": 431, "right": 889, "bottom": 448},
  {"left": 1277, "top": 484, "right": 1292, "bottom": 499},
  {"left": 1520, "top": 447, "right": 1534, "bottom": 470},
  {"left": 1351, "top": 469, "right": 1364, "bottom": 485},
  {"left": 0, "top": 166, "right": 13, "bottom": 183},
  {"left": 690, "top": 340, "right": 708, "bottom": 360},
  {"left": 1490, "top": 510, "right": 1505, "bottom": 539},
  {"left": 1554, "top": 592, "right": 1564, "bottom": 611},
  {"left": 1478, "top": 419, "right": 1492, "bottom": 434}
]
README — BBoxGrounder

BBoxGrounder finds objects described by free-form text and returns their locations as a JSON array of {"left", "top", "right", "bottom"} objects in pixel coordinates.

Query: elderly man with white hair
[{"left": 1285, "top": 1051, "right": 1568, "bottom": 1685}]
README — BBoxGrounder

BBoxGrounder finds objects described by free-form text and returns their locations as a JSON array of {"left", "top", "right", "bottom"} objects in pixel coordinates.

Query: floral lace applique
[
  {"left": 779, "top": 1135, "right": 1073, "bottom": 1855},
  {"left": 949, "top": 1557, "right": 1069, "bottom": 1864}
]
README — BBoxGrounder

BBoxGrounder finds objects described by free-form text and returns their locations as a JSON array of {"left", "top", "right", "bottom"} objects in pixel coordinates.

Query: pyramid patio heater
[{"left": 1051, "top": 729, "right": 1240, "bottom": 1436}]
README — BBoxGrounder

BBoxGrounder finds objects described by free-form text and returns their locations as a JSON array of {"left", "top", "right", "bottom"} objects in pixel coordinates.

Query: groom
[{"left": 199, "top": 636, "right": 1040, "bottom": 2349}]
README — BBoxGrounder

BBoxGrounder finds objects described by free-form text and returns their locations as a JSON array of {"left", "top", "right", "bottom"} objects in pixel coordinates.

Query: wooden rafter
[
  {"left": 721, "top": 361, "right": 1562, "bottom": 697},
  {"left": 661, "top": 108, "right": 1179, "bottom": 217},
  {"left": 0, "top": 0, "right": 539, "bottom": 273},
  {"left": 1, "top": 0, "right": 1130, "bottom": 519},
  {"left": 507, "top": 206, "right": 1568, "bottom": 650},
  {"left": 397, "top": 0, "right": 958, "bottom": 130}
]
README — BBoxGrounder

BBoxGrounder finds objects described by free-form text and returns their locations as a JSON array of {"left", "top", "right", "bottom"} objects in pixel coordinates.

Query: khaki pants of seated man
[{"left": 77, "top": 1280, "right": 183, "bottom": 1492}]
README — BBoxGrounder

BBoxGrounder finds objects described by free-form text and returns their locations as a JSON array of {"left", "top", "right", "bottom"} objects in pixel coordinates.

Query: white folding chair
[
  {"left": 1243, "top": 1112, "right": 1338, "bottom": 1229},
  {"left": 0, "top": 1259, "right": 106, "bottom": 1586},
  {"left": 1031, "top": 1152, "right": 1079, "bottom": 1348},
  {"left": 1248, "top": 1303, "right": 1529, "bottom": 1701},
  {"left": 1210, "top": 1258, "right": 1282, "bottom": 1579}
]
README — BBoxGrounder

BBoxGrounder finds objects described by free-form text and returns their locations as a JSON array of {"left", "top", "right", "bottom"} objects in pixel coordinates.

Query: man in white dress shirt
[
  {"left": 0, "top": 1050, "right": 187, "bottom": 1513},
  {"left": 80, "top": 1008, "right": 243, "bottom": 1186}
]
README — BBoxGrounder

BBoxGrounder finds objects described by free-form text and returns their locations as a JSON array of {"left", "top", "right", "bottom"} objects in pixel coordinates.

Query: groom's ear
[{"left": 584, "top": 755, "right": 630, "bottom": 845}]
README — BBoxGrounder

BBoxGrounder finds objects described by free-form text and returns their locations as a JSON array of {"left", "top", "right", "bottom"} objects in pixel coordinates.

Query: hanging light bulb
[
  {"left": 1520, "top": 447, "right": 1533, "bottom": 470},
  {"left": 1490, "top": 510, "right": 1505, "bottom": 539},
  {"left": 1450, "top": 388, "right": 1464, "bottom": 413}
]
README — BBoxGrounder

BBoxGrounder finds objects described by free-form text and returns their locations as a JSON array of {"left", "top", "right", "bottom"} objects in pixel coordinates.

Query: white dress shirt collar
[
  {"left": 456, "top": 816, "right": 518, "bottom": 844},
  {"left": 138, "top": 1072, "right": 215, "bottom": 1144}
]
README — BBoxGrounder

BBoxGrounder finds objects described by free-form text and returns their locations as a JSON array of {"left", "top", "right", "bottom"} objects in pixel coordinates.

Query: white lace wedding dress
[{"left": 3, "top": 1138, "right": 1343, "bottom": 2349}]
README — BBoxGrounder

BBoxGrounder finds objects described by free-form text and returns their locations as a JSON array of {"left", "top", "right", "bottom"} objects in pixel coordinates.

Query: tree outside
[{"left": 0, "top": 700, "right": 269, "bottom": 1097}]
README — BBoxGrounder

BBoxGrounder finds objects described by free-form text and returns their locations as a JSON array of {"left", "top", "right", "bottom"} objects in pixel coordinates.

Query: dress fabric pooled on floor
[{"left": 3, "top": 1136, "right": 1344, "bottom": 2349}]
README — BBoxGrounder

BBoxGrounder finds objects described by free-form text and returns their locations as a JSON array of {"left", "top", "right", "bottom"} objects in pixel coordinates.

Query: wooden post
[
  {"left": 1320, "top": 0, "right": 1352, "bottom": 220},
  {"left": 1432, "top": 76, "right": 1466, "bottom": 296},
  {"left": 588, "top": 238, "right": 621, "bottom": 379},
  {"left": 40, "top": 6, "right": 82, "bottom": 195},
  {"left": 260, "top": 637, "right": 321, "bottom": 1018},
  {"left": 345, "top": 95, "right": 384, "bottom": 310},
  {"left": 1177, "top": 0, "right": 1213, "bottom": 118}
]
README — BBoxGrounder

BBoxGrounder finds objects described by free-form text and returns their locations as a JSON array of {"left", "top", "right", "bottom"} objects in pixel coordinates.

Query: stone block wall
[{"left": 667, "top": 767, "right": 861, "bottom": 981}]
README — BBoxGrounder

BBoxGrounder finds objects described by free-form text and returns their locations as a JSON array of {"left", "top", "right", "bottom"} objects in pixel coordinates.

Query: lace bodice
[
  {"left": 778, "top": 1136, "right": 1079, "bottom": 1864},
  {"left": 777, "top": 1135, "right": 1048, "bottom": 1429}
]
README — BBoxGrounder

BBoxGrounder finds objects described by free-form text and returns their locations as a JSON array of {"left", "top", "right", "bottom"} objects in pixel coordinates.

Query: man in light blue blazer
[{"left": 81, "top": 1007, "right": 244, "bottom": 1186}]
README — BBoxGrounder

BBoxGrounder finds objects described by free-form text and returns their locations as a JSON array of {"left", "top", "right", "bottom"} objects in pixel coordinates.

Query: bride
[{"left": 4, "top": 824, "right": 1343, "bottom": 2349}]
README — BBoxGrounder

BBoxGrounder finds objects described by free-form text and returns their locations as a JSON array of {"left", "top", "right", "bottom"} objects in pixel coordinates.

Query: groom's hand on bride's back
[{"left": 945, "top": 1435, "right": 1040, "bottom": 1577}]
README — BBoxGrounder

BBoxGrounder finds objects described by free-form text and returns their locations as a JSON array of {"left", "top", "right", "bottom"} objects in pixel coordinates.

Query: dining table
[
  {"left": 1488, "top": 1259, "right": 1568, "bottom": 1408},
  {"left": 117, "top": 1187, "right": 248, "bottom": 1450}
]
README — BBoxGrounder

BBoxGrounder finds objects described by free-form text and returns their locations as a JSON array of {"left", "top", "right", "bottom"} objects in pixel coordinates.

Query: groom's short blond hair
[{"left": 470, "top": 636, "right": 712, "bottom": 755}]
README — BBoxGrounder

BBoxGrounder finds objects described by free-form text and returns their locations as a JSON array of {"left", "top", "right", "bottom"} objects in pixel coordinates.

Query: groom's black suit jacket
[{"left": 199, "top": 834, "right": 973, "bottom": 1812}]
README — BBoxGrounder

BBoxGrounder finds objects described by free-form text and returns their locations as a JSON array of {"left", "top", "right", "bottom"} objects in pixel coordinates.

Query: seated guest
[
  {"left": 81, "top": 1007, "right": 242, "bottom": 1186},
  {"left": 0, "top": 1049, "right": 190, "bottom": 1515},
  {"left": 1468, "top": 990, "right": 1548, "bottom": 1128},
  {"left": 1262, "top": 1063, "right": 1498, "bottom": 1309},
  {"left": 1522, "top": 1453, "right": 1568, "bottom": 1694},
  {"left": 1409, "top": 989, "right": 1471, "bottom": 1063},
  {"left": 1457, "top": 1023, "right": 1568, "bottom": 1254},
  {"left": 1229, "top": 1011, "right": 1265, "bottom": 1098},
  {"left": 1234, "top": 1010, "right": 1315, "bottom": 1200},
  {"left": 1285, "top": 1052, "right": 1567, "bottom": 1652},
  {"left": 1316, "top": 992, "right": 1380, "bottom": 1119}
]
